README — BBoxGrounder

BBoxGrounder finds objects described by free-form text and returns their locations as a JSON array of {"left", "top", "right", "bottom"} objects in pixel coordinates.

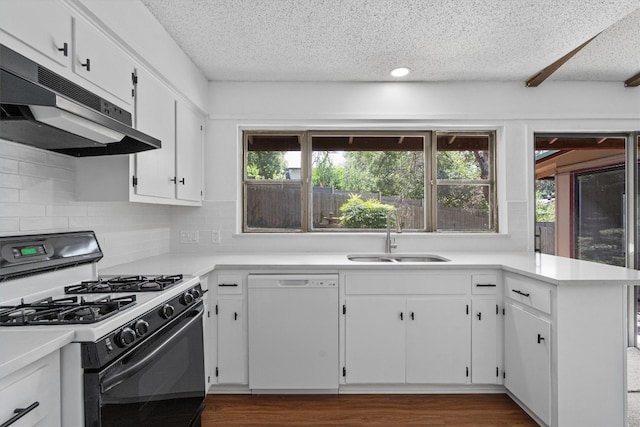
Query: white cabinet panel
[
  {"left": 471, "top": 298, "right": 499, "bottom": 384},
  {"left": 505, "top": 302, "right": 551, "bottom": 426},
  {"left": 0, "top": 0, "right": 71, "bottom": 68},
  {"left": 134, "top": 66, "right": 176, "bottom": 199},
  {"left": 73, "top": 18, "right": 133, "bottom": 105},
  {"left": 406, "top": 298, "right": 469, "bottom": 384},
  {"left": 217, "top": 298, "right": 247, "bottom": 384},
  {"left": 175, "top": 102, "right": 203, "bottom": 202},
  {"left": 344, "top": 297, "right": 406, "bottom": 383},
  {"left": 0, "top": 350, "right": 61, "bottom": 427}
]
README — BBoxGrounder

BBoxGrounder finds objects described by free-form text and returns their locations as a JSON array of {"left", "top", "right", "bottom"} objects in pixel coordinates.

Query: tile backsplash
[{"left": 0, "top": 140, "right": 171, "bottom": 268}]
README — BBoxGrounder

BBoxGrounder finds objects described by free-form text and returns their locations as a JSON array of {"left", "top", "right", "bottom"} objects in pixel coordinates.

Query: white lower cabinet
[
  {"left": 343, "top": 271, "right": 474, "bottom": 385},
  {"left": 211, "top": 272, "right": 248, "bottom": 386},
  {"left": 471, "top": 298, "right": 499, "bottom": 384},
  {"left": 0, "top": 350, "right": 61, "bottom": 427},
  {"left": 406, "top": 298, "right": 469, "bottom": 383},
  {"left": 344, "top": 297, "right": 406, "bottom": 383},
  {"left": 504, "top": 302, "right": 551, "bottom": 426},
  {"left": 216, "top": 298, "right": 247, "bottom": 384}
]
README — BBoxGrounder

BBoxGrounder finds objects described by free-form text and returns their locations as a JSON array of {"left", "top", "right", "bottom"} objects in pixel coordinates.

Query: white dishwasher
[{"left": 248, "top": 274, "right": 339, "bottom": 392}]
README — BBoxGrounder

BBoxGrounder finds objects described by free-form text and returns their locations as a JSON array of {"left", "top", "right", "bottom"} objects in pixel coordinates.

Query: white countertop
[
  {"left": 0, "top": 329, "right": 74, "bottom": 378},
  {"left": 4, "top": 251, "right": 639, "bottom": 380},
  {"left": 100, "top": 251, "right": 640, "bottom": 286}
]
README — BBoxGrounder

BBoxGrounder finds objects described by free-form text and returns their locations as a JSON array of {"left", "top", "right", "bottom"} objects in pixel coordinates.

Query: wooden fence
[{"left": 246, "top": 185, "right": 488, "bottom": 230}]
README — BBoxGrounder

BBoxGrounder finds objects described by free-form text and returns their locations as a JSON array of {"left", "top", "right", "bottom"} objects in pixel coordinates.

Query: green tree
[
  {"left": 342, "top": 151, "right": 424, "bottom": 200},
  {"left": 247, "top": 151, "right": 287, "bottom": 179},
  {"left": 312, "top": 151, "right": 344, "bottom": 188}
]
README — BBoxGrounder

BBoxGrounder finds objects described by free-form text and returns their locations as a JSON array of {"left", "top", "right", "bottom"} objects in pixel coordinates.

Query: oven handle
[{"left": 101, "top": 303, "right": 203, "bottom": 393}]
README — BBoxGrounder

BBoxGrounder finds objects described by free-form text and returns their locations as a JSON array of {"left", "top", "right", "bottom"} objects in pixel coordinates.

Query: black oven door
[{"left": 84, "top": 302, "right": 205, "bottom": 427}]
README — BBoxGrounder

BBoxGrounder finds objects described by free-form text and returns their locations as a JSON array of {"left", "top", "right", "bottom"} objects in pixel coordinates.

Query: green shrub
[{"left": 339, "top": 194, "right": 395, "bottom": 228}]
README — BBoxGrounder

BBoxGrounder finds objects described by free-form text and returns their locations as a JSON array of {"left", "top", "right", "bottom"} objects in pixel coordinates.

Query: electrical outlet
[
  {"left": 179, "top": 230, "right": 199, "bottom": 244},
  {"left": 211, "top": 230, "right": 221, "bottom": 244}
]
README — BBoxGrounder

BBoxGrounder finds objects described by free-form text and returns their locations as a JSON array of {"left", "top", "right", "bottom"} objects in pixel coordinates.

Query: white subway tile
[
  {"left": 0, "top": 203, "right": 46, "bottom": 217},
  {"left": 0, "top": 218, "right": 20, "bottom": 233},
  {"left": 0, "top": 140, "right": 47, "bottom": 163},
  {"left": 0, "top": 188, "right": 19, "bottom": 202},
  {"left": 47, "top": 204, "right": 88, "bottom": 217},
  {"left": 0, "top": 173, "right": 22, "bottom": 189},
  {"left": 0, "top": 158, "right": 18, "bottom": 174},
  {"left": 21, "top": 216, "right": 69, "bottom": 231},
  {"left": 19, "top": 161, "right": 74, "bottom": 181},
  {"left": 20, "top": 189, "right": 75, "bottom": 203}
]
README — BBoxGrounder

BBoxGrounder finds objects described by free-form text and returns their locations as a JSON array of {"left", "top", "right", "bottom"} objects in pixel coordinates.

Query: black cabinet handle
[
  {"left": 475, "top": 283, "right": 496, "bottom": 287},
  {"left": 81, "top": 58, "right": 91, "bottom": 71},
  {"left": 537, "top": 334, "right": 545, "bottom": 344},
  {"left": 218, "top": 283, "right": 238, "bottom": 287},
  {"left": 512, "top": 289, "right": 530, "bottom": 297},
  {"left": 476, "top": 312, "right": 482, "bottom": 320},
  {"left": 179, "top": 178, "right": 185, "bottom": 185},
  {"left": 57, "top": 42, "right": 68, "bottom": 57},
  {"left": 234, "top": 312, "right": 238, "bottom": 321},
  {"left": 0, "top": 401, "right": 39, "bottom": 427},
  {"left": 170, "top": 177, "right": 177, "bottom": 183},
  {"left": 410, "top": 312, "right": 415, "bottom": 320},
  {"left": 400, "top": 312, "right": 404, "bottom": 321}
]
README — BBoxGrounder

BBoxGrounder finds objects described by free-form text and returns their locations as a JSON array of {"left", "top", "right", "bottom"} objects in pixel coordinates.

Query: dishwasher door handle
[{"left": 277, "top": 280, "right": 310, "bottom": 287}]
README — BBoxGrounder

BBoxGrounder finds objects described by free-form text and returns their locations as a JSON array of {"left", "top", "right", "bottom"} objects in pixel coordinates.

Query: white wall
[
  {"left": 170, "top": 80, "right": 640, "bottom": 254},
  {"left": 0, "top": 139, "right": 172, "bottom": 268}
]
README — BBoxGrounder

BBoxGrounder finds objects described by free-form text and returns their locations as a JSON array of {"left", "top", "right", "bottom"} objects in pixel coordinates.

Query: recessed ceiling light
[{"left": 390, "top": 67, "right": 411, "bottom": 78}]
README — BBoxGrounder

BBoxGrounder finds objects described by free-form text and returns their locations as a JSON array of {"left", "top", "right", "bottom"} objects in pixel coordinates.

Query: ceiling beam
[
  {"left": 625, "top": 72, "right": 640, "bottom": 87},
  {"left": 526, "top": 34, "right": 600, "bottom": 87}
]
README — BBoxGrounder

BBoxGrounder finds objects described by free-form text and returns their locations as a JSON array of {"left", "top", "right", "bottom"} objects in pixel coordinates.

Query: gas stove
[{"left": 0, "top": 231, "right": 206, "bottom": 426}]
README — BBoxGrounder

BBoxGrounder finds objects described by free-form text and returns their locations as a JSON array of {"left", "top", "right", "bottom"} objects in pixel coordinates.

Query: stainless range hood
[{"left": 0, "top": 44, "right": 160, "bottom": 157}]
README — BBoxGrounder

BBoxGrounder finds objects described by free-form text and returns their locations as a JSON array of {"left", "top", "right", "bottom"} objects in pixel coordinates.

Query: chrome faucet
[{"left": 385, "top": 210, "right": 402, "bottom": 253}]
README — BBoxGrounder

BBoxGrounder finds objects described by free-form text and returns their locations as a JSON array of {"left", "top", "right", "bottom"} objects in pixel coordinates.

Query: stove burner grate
[
  {"left": 65, "top": 274, "right": 183, "bottom": 294},
  {"left": 0, "top": 294, "right": 136, "bottom": 326}
]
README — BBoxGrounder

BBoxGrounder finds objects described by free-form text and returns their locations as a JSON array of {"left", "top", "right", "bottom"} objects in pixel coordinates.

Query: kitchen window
[{"left": 243, "top": 130, "right": 496, "bottom": 232}]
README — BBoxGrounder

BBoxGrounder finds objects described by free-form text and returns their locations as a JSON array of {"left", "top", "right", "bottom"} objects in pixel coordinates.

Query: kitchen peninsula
[{"left": 100, "top": 251, "right": 639, "bottom": 427}]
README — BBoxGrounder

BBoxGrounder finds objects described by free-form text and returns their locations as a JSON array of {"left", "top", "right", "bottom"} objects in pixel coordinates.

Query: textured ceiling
[{"left": 140, "top": 0, "right": 640, "bottom": 83}]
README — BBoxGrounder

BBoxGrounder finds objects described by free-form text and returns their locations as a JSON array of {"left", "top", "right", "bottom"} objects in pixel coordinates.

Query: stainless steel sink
[{"left": 347, "top": 254, "right": 450, "bottom": 263}]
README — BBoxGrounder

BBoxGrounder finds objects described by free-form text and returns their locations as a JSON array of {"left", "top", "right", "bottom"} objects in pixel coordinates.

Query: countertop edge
[{"left": 0, "top": 330, "right": 74, "bottom": 378}]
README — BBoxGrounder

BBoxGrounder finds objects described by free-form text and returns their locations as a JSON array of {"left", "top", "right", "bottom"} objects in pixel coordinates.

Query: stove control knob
[
  {"left": 181, "top": 292, "right": 195, "bottom": 305},
  {"left": 135, "top": 320, "right": 150, "bottom": 337},
  {"left": 191, "top": 288, "right": 202, "bottom": 300},
  {"left": 160, "top": 304, "right": 175, "bottom": 319},
  {"left": 118, "top": 327, "right": 136, "bottom": 347}
]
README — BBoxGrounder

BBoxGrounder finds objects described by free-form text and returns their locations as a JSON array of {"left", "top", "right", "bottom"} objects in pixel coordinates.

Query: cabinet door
[
  {"left": 406, "top": 298, "right": 469, "bottom": 384},
  {"left": 175, "top": 102, "right": 203, "bottom": 202},
  {"left": 345, "top": 297, "right": 406, "bottom": 383},
  {"left": 0, "top": 350, "right": 61, "bottom": 427},
  {"left": 471, "top": 298, "right": 499, "bottom": 384},
  {"left": 217, "top": 298, "right": 247, "bottom": 384},
  {"left": 504, "top": 302, "right": 551, "bottom": 426},
  {"left": 73, "top": 18, "right": 133, "bottom": 105},
  {"left": 134, "top": 67, "right": 176, "bottom": 199},
  {"left": 0, "top": 0, "right": 71, "bottom": 68}
]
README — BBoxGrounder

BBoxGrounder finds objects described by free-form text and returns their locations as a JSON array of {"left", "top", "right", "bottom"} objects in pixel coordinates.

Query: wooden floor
[{"left": 202, "top": 394, "right": 537, "bottom": 426}]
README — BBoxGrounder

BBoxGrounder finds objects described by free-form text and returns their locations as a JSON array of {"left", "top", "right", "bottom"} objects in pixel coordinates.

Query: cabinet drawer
[
  {"left": 0, "top": 351, "right": 61, "bottom": 427},
  {"left": 471, "top": 274, "right": 498, "bottom": 295},
  {"left": 217, "top": 275, "right": 243, "bottom": 294},
  {"left": 505, "top": 275, "right": 551, "bottom": 314},
  {"left": 345, "top": 274, "right": 469, "bottom": 295}
]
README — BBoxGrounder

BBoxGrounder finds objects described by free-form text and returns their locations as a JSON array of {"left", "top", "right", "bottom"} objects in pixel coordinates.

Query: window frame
[{"left": 242, "top": 129, "right": 497, "bottom": 233}]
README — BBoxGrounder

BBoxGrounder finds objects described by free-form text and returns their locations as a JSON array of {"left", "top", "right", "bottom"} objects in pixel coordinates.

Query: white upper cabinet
[
  {"left": 73, "top": 18, "right": 134, "bottom": 106},
  {"left": 175, "top": 102, "right": 203, "bottom": 202},
  {"left": 0, "top": 0, "right": 72, "bottom": 68},
  {"left": 134, "top": 67, "right": 176, "bottom": 199}
]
